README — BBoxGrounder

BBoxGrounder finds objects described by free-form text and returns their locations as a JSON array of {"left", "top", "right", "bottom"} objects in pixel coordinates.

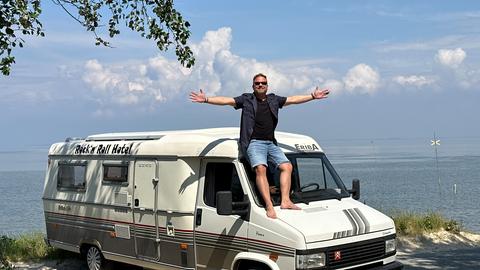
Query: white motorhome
[{"left": 43, "top": 128, "right": 403, "bottom": 270}]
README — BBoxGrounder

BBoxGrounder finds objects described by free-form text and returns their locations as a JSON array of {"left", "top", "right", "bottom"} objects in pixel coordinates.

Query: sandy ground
[
  {"left": 396, "top": 230, "right": 480, "bottom": 269},
  {"left": 8, "top": 231, "right": 480, "bottom": 270}
]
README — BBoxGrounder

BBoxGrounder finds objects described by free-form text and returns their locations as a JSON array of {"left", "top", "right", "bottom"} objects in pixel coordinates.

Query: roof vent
[{"left": 65, "top": 137, "right": 84, "bottom": 142}]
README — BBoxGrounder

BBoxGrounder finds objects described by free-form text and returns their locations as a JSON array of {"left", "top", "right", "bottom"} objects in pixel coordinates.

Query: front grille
[{"left": 327, "top": 237, "right": 386, "bottom": 269}]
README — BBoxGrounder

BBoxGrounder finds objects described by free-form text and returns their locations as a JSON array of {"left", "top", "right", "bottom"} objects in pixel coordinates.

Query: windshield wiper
[
  {"left": 324, "top": 189, "right": 344, "bottom": 201},
  {"left": 291, "top": 192, "right": 310, "bottom": 205}
]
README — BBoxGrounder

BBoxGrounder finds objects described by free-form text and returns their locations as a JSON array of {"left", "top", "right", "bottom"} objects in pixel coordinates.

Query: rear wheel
[{"left": 86, "top": 246, "right": 104, "bottom": 270}]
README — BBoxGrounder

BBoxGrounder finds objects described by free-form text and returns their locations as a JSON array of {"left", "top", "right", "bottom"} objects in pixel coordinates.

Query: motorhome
[{"left": 42, "top": 128, "right": 403, "bottom": 270}]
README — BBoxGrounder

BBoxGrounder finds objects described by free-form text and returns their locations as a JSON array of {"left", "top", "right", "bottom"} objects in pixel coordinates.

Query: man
[{"left": 190, "top": 73, "right": 329, "bottom": 218}]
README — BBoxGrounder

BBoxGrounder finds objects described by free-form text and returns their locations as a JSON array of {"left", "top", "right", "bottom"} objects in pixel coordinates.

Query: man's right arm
[{"left": 190, "top": 89, "right": 236, "bottom": 106}]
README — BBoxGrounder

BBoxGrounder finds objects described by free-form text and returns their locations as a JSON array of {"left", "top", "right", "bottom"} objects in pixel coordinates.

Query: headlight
[
  {"left": 296, "top": 253, "right": 326, "bottom": 269},
  {"left": 385, "top": 239, "right": 396, "bottom": 254}
]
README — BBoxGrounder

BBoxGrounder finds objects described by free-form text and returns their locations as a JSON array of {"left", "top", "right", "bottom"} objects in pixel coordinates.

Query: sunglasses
[{"left": 254, "top": 82, "right": 268, "bottom": 86}]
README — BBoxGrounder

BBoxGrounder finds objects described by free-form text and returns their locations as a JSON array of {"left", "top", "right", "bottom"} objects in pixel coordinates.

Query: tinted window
[
  {"left": 57, "top": 163, "right": 86, "bottom": 190},
  {"left": 204, "top": 163, "right": 245, "bottom": 207},
  {"left": 103, "top": 163, "right": 128, "bottom": 183}
]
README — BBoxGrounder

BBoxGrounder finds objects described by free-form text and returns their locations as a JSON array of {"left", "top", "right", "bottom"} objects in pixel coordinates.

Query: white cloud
[
  {"left": 83, "top": 60, "right": 122, "bottom": 91},
  {"left": 343, "top": 64, "right": 380, "bottom": 94},
  {"left": 393, "top": 75, "right": 435, "bottom": 87},
  {"left": 435, "top": 48, "right": 466, "bottom": 68},
  {"left": 81, "top": 28, "right": 382, "bottom": 109}
]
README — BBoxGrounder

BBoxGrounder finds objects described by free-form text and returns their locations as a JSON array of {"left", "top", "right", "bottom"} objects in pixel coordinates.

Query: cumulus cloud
[
  {"left": 435, "top": 48, "right": 466, "bottom": 68},
  {"left": 343, "top": 64, "right": 380, "bottom": 94},
  {"left": 81, "top": 27, "right": 381, "bottom": 109},
  {"left": 393, "top": 75, "right": 435, "bottom": 87}
]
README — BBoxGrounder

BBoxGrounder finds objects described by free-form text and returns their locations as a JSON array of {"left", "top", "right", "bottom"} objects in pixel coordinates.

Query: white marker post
[{"left": 431, "top": 132, "right": 441, "bottom": 195}]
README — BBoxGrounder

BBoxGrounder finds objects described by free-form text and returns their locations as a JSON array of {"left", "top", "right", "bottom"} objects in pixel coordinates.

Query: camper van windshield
[{"left": 244, "top": 153, "right": 350, "bottom": 206}]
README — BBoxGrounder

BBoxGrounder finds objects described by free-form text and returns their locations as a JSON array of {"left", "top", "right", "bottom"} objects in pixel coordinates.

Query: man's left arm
[{"left": 284, "top": 87, "right": 330, "bottom": 106}]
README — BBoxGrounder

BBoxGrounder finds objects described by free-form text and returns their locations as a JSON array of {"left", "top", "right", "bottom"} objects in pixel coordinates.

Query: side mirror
[
  {"left": 216, "top": 191, "right": 250, "bottom": 219},
  {"left": 349, "top": 179, "right": 361, "bottom": 200}
]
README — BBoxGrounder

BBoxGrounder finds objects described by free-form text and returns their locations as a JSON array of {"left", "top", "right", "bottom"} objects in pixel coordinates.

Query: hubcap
[{"left": 86, "top": 247, "right": 102, "bottom": 270}]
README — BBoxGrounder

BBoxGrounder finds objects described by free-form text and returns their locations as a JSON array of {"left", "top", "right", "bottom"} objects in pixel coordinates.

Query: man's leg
[
  {"left": 247, "top": 140, "right": 277, "bottom": 219},
  {"left": 278, "top": 162, "right": 301, "bottom": 210},
  {"left": 254, "top": 165, "right": 277, "bottom": 219},
  {"left": 267, "top": 143, "right": 301, "bottom": 210}
]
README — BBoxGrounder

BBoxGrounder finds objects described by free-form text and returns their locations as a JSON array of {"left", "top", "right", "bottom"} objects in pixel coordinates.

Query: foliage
[
  {"left": 0, "top": 0, "right": 44, "bottom": 75},
  {"left": 0, "top": 236, "right": 14, "bottom": 269},
  {"left": 0, "top": 232, "right": 71, "bottom": 264},
  {"left": 0, "top": 0, "right": 194, "bottom": 76},
  {"left": 391, "top": 211, "right": 463, "bottom": 236},
  {"left": 444, "top": 219, "right": 461, "bottom": 234}
]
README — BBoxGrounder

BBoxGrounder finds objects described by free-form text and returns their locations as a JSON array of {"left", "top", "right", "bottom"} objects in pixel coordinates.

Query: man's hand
[
  {"left": 312, "top": 87, "right": 330, "bottom": 99},
  {"left": 190, "top": 89, "right": 207, "bottom": 103}
]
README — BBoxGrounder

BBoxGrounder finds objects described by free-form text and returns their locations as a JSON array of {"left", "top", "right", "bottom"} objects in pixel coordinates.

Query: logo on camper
[
  {"left": 334, "top": 251, "right": 342, "bottom": 261},
  {"left": 74, "top": 143, "right": 134, "bottom": 155},
  {"left": 294, "top": 143, "right": 319, "bottom": 151}
]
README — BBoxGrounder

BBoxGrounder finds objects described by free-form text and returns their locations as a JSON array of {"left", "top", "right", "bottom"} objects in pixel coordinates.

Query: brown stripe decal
[{"left": 46, "top": 212, "right": 294, "bottom": 256}]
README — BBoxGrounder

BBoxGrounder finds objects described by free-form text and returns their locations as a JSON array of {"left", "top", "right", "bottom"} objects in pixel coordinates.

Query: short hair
[{"left": 253, "top": 73, "right": 267, "bottom": 82}]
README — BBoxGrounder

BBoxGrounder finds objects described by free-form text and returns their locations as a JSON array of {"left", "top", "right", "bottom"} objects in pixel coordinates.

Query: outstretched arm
[
  {"left": 189, "top": 89, "right": 236, "bottom": 106},
  {"left": 284, "top": 87, "right": 330, "bottom": 106}
]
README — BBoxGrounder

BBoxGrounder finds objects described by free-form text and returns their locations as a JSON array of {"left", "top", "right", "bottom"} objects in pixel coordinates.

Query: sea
[{"left": 0, "top": 137, "right": 479, "bottom": 235}]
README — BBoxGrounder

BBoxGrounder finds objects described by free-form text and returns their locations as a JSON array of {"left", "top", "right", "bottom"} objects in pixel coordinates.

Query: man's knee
[
  {"left": 278, "top": 162, "right": 293, "bottom": 173},
  {"left": 254, "top": 165, "right": 267, "bottom": 176}
]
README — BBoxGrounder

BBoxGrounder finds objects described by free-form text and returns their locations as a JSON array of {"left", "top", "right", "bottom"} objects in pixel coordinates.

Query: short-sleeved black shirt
[
  {"left": 251, "top": 99, "right": 276, "bottom": 141},
  {"left": 233, "top": 93, "right": 287, "bottom": 155}
]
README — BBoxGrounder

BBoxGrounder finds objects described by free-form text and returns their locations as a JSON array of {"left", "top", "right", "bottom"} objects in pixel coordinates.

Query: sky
[{"left": 1, "top": 0, "right": 480, "bottom": 150}]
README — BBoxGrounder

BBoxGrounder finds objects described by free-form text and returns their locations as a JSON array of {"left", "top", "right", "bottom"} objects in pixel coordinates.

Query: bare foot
[
  {"left": 266, "top": 207, "right": 277, "bottom": 219},
  {"left": 280, "top": 201, "right": 301, "bottom": 210}
]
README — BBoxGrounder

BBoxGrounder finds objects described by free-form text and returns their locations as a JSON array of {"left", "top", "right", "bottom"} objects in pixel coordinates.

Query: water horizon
[{"left": 1, "top": 137, "right": 479, "bottom": 235}]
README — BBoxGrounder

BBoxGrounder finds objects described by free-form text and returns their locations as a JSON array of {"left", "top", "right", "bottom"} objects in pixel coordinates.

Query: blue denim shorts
[{"left": 246, "top": 139, "right": 290, "bottom": 168}]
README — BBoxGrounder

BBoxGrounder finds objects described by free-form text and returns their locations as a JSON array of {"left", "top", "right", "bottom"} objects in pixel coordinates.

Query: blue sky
[{"left": 1, "top": 0, "right": 480, "bottom": 149}]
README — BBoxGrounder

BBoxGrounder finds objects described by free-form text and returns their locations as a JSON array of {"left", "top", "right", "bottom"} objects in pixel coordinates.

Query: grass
[
  {"left": 0, "top": 232, "right": 73, "bottom": 269},
  {"left": 390, "top": 211, "right": 462, "bottom": 237}
]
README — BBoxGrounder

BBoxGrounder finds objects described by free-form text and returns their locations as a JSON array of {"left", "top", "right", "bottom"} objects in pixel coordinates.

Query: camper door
[
  {"left": 194, "top": 159, "right": 249, "bottom": 270},
  {"left": 132, "top": 159, "right": 160, "bottom": 261}
]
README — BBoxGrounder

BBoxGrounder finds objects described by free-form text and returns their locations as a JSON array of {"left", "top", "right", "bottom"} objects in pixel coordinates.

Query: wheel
[
  {"left": 86, "top": 246, "right": 104, "bottom": 270},
  {"left": 241, "top": 261, "right": 269, "bottom": 270}
]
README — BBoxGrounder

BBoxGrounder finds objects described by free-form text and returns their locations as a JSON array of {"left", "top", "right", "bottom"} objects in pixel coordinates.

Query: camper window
[
  {"left": 57, "top": 163, "right": 86, "bottom": 191},
  {"left": 204, "top": 163, "right": 245, "bottom": 207},
  {"left": 103, "top": 163, "right": 129, "bottom": 183}
]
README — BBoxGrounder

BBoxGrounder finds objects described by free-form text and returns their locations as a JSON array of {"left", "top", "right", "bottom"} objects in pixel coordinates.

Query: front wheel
[
  {"left": 243, "top": 261, "right": 269, "bottom": 270},
  {"left": 86, "top": 246, "right": 104, "bottom": 270}
]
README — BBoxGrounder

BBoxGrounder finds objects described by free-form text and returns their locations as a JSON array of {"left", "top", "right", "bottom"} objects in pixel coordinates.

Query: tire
[
  {"left": 86, "top": 246, "right": 105, "bottom": 270},
  {"left": 241, "top": 261, "right": 269, "bottom": 270}
]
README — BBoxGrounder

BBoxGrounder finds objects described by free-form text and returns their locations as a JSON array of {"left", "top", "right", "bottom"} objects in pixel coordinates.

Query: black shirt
[
  {"left": 233, "top": 93, "right": 287, "bottom": 155},
  {"left": 251, "top": 98, "right": 276, "bottom": 141}
]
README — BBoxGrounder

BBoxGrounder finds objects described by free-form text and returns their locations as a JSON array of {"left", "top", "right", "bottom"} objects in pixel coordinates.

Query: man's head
[{"left": 252, "top": 73, "right": 268, "bottom": 96}]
